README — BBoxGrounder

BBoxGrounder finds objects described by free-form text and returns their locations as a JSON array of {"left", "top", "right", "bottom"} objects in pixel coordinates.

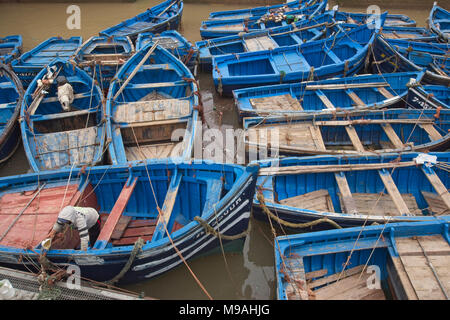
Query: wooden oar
[
  {"left": 112, "top": 40, "right": 159, "bottom": 101},
  {"left": 156, "top": 0, "right": 179, "bottom": 17}
]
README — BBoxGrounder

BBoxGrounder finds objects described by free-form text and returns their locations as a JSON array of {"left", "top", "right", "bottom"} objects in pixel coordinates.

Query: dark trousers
[{"left": 88, "top": 218, "right": 101, "bottom": 246}]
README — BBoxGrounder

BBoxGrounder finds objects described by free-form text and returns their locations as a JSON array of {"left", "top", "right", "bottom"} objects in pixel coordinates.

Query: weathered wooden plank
[
  {"left": 259, "top": 161, "right": 416, "bottom": 176},
  {"left": 334, "top": 173, "right": 358, "bottom": 214},
  {"left": 345, "top": 126, "right": 365, "bottom": 152},
  {"left": 110, "top": 215, "right": 132, "bottom": 240},
  {"left": 421, "top": 168, "right": 450, "bottom": 211},
  {"left": 341, "top": 193, "right": 420, "bottom": 216},
  {"left": 114, "top": 99, "right": 190, "bottom": 123},
  {"left": 316, "top": 90, "right": 336, "bottom": 110},
  {"left": 244, "top": 36, "right": 277, "bottom": 52},
  {"left": 377, "top": 87, "right": 395, "bottom": 99},
  {"left": 279, "top": 189, "right": 334, "bottom": 212},
  {"left": 346, "top": 89, "right": 366, "bottom": 107},
  {"left": 94, "top": 177, "right": 138, "bottom": 248},
  {"left": 309, "top": 125, "right": 327, "bottom": 151},
  {"left": 420, "top": 123, "right": 443, "bottom": 141},
  {"left": 378, "top": 170, "right": 411, "bottom": 216},
  {"left": 314, "top": 272, "right": 386, "bottom": 300},
  {"left": 305, "top": 82, "right": 389, "bottom": 90},
  {"left": 249, "top": 94, "right": 302, "bottom": 111},
  {"left": 308, "top": 265, "right": 365, "bottom": 289},
  {"left": 422, "top": 191, "right": 450, "bottom": 215},
  {"left": 381, "top": 123, "right": 404, "bottom": 149}
]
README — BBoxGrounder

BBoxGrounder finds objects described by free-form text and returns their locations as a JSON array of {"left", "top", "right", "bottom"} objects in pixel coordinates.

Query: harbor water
[{"left": 0, "top": 0, "right": 437, "bottom": 299}]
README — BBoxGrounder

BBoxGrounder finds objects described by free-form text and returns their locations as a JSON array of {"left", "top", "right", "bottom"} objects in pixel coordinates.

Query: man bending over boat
[
  {"left": 56, "top": 76, "right": 74, "bottom": 112},
  {"left": 47, "top": 206, "right": 101, "bottom": 251}
]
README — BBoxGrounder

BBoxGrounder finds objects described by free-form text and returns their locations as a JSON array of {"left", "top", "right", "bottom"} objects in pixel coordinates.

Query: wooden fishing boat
[
  {"left": 213, "top": 19, "right": 382, "bottom": 96},
  {"left": 428, "top": 2, "right": 449, "bottom": 42},
  {"left": 253, "top": 152, "right": 450, "bottom": 230},
  {"left": 71, "top": 36, "right": 135, "bottom": 92},
  {"left": 233, "top": 71, "right": 423, "bottom": 118},
  {"left": 335, "top": 11, "right": 416, "bottom": 27},
  {"left": 0, "top": 63, "right": 24, "bottom": 164},
  {"left": 199, "top": 0, "right": 327, "bottom": 39},
  {"left": 207, "top": 0, "right": 318, "bottom": 20},
  {"left": 274, "top": 218, "right": 450, "bottom": 300},
  {"left": 406, "top": 83, "right": 450, "bottom": 110},
  {"left": 0, "top": 160, "right": 259, "bottom": 284},
  {"left": 243, "top": 109, "right": 450, "bottom": 158},
  {"left": 371, "top": 35, "right": 450, "bottom": 87},
  {"left": 196, "top": 11, "right": 336, "bottom": 72},
  {"left": 136, "top": 31, "right": 198, "bottom": 74},
  {"left": 383, "top": 38, "right": 449, "bottom": 77},
  {"left": 0, "top": 35, "right": 22, "bottom": 64},
  {"left": 379, "top": 26, "right": 439, "bottom": 42},
  {"left": 11, "top": 37, "right": 82, "bottom": 88},
  {"left": 106, "top": 41, "right": 200, "bottom": 165},
  {"left": 20, "top": 59, "right": 106, "bottom": 172},
  {"left": 99, "top": 0, "right": 183, "bottom": 42}
]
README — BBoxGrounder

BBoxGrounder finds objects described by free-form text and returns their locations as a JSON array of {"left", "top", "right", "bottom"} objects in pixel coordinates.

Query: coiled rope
[{"left": 256, "top": 192, "right": 342, "bottom": 230}]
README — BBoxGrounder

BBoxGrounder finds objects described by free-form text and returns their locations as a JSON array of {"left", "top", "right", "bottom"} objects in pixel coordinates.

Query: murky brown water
[{"left": 0, "top": 0, "right": 434, "bottom": 299}]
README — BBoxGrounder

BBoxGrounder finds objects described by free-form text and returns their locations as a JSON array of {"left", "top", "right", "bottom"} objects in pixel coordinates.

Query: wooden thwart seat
[
  {"left": 279, "top": 189, "right": 334, "bottom": 212},
  {"left": 114, "top": 99, "right": 191, "bottom": 123},
  {"left": 94, "top": 177, "right": 138, "bottom": 249},
  {"left": 249, "top": 94, "right": 303, "bottom": 112},
  {"left": 378, "top": 169, "right": 412, "bottom": 216},
  {"left": 334, "top": 172, "right": 358, "bottom": 214},
  {"left": 151, "top": 171, "right": 182, "bottom": 242},
  {"left": 244, "top": 36, "right": 277, "bottom": 52}
]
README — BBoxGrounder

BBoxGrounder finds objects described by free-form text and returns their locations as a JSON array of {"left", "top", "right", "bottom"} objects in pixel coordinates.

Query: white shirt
[{"left": 53, "top": 206, "right": 99, "bottom": 250}]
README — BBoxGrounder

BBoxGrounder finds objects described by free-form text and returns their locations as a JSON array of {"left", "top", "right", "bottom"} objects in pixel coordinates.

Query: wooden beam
[
  {"left": 334, "top": 173, "right": 358, "bottom": 214},
  {"left": 378, "top": 169, "right": 411, "bottom": 216},
  {"left": 309, "top": 125, "right": 326, "bottom": 151},
  {"left": 381, "top": 123, "right": 404, "bottom": 149},
  {"left": 94, "top": 177, "right": 138, "bottom": 249},
  {"left": 259, "top": 161, "right": 416, "bottom": 176},
  {"left": 420, "top": 123, "right": 443, "bottom": 141},
  {"left": 346, "top": 89, "right": 366, "bottom": 107},
  {"left": 345, "top": 126, "right": 365, "bottom": 152},
  {"left": 305, "top": 82, "right": 389, "bottom": 90},
  {"left": 151, "top": 171, "right": 182, "bottom": 242},
  {"left": 421, "top": 167, "right": 450, "bottom": 211},
  {"left": 377, "top": 87, "right": 395, "bottom": 99},
  {"left": 315, "top": 90, "right": 336, "bottom": 110}
]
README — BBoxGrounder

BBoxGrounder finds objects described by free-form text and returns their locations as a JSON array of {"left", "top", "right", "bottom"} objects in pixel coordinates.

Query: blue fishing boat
[
  {"left": 106, "top": 41, "right": 200, "bottom": 165},
  {"left": 20, "top": 59, "right": 105, "bottom": 172},
  {"left": 0, "top": 159, "right": 259, "bottom": 285},
  {"left": 379, "top": 26, "right": 439, "bottom": 42},
  {"left": 243, "top": 109, "right": 450, "bottom": 157},
  {"left": 212, "top": 19, "right": 382, "bottom": 96},
  {"left": 136, "top": 31, "right": 197, "bottom": 74},
  {"left": 383, "top": 38, "right": 449, "bottom": 77},
  {"left": 207, "top": 0, "right": 318, "bottom": 20},
  {"left": 0, "top": 63, "right": 24, "bottom": 164},
  {"left": 196, "top": 11, "right": 336, "bottom": 72},
  {"left": 371, "top": 35, "right": 450, "bottom": 86},
  {"left": 428, "top": 2, "right": 449, "bottom": 42},
  {"left": 335, "top": 10, "right": 416, "bottom": 27},
  {"left": 199, "top": 0, "right": 327, "bottom": 39},
  {"left": 72, "top": 36, "right": 135, "bottom": 92},
  {"left": 253, "top": 152, "right": 450, "bottom": 230},
  {"left": 11, "top": 37, "right": 82, "bottom": 88},
  {"left": 0, "top": 35, "right": 22, "bottom": 64},
  {"left": 406, "top": 83, "right": 450, "bottom": 110},
  {"left": 274, "top": 218, "right": 450, "bottom": 300},
  {"left": 234, "top": 71, "right": 423, "bottom": 118},
  {"left": 99, "top": 0, "right": 183, "bottom": 41}
]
